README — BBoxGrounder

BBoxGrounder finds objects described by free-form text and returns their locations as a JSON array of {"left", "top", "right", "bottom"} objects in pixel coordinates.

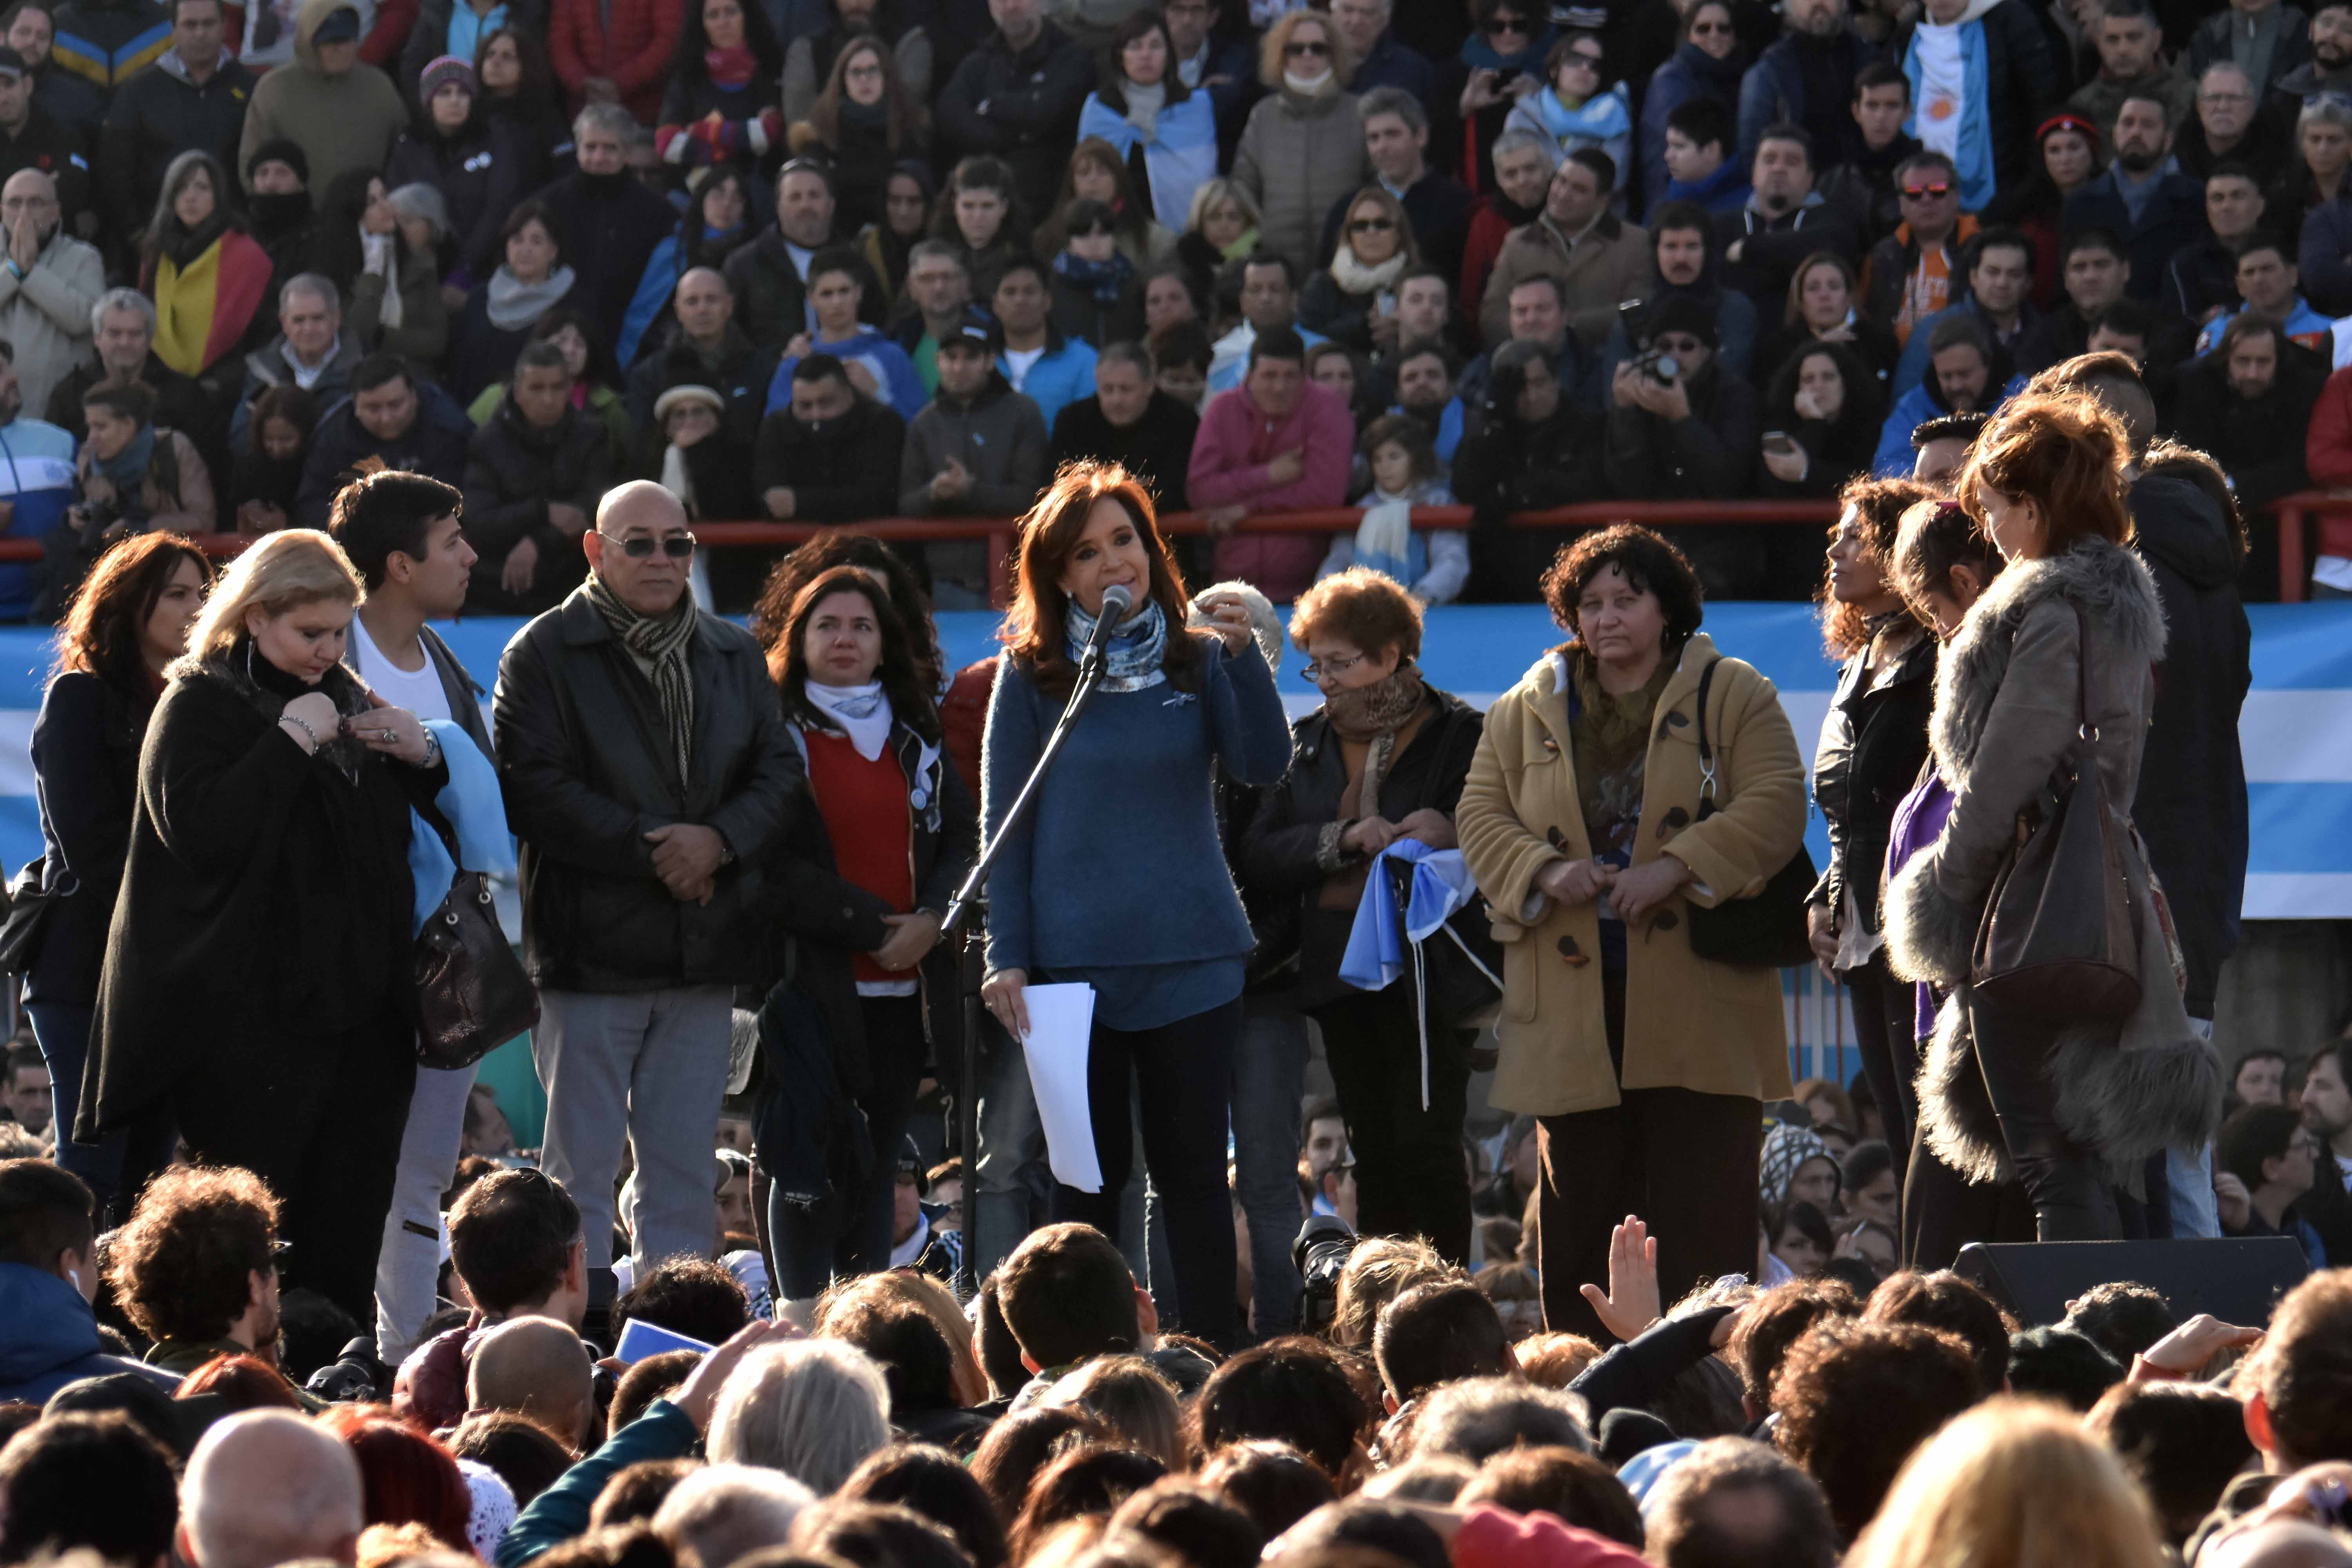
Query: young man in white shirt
[{"left": 327, "top": 468, "right": 492, "bottom": 1368}]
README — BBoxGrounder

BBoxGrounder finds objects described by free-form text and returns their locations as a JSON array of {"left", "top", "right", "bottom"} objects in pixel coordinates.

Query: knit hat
[
  {"left": 456, "top": 1461, "right": 517, "bottom": 1558},
  {"left": 246, "top": 138, "right": 309, "bottom": 187},
  {"left": 311, "top": 5, "right": 361, "bottom": 43},
  {"left": 1650, "top": 294, "right": 1718, "bottom": 348},
  {"left": 653, "top": 383, "right": 725, "bottom": 423},
  {"left": 386, "top": 181, "right": 450, "bottom": 237},
  {"left": 419, "top": 54, "right": 475, "bottom": 109}
]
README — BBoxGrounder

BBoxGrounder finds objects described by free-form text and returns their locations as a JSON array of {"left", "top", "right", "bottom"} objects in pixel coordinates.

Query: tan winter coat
[
  {"left": 1230, "top": 87, "right": 1365, "bottom": 277},
  {"left": 1479, "top": 210, "right": 1651, "bottom": 355},
  {"left": 1458, "top": 635, "right": 1807, "bottom": 1117}
]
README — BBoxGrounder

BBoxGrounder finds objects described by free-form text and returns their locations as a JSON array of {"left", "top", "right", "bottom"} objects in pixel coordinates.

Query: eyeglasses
[
  {"left": 1484, "top": 15, "right": 1530, "bottom": 34},
  {"left": 1285, "top": 38, "right": 1329, "bottom": 56},
  {"left": 1901, "top": 181, "right": 1953, "bottom": 199},
  {"left": 1301, "top": 651, "right": 1367, "bottom": 681},
  {"left": 1563, "top": 49, "right": 1603, "bottom": 69},
  {"left": 1349, "top": 216, "right": 1396, "bottom": 232},
  {"left": 598, "top": 530, "right": 697, "bottom": 557}
]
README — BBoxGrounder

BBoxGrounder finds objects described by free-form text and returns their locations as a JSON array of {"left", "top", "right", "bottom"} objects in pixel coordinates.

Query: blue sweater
[
  {"left": 766, "top": 327, "right": 928, "bottom": 422},
  {"left": 1873, "top": 373, "right": 2026, "bottom": 475},
  {"left": 982, "top": 634, "right": 1290, "bottom": 1027},
  {"left": 998, "top": 339, "right": 1098, "bottom": 434}
]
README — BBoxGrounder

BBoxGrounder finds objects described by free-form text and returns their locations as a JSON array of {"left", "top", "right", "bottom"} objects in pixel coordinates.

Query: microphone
[{"left": 1079, "top": 584, "right": 1134, "bottom": 670}]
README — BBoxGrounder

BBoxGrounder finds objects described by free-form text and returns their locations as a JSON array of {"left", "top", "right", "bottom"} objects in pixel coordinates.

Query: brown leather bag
[
  {"left": 1968, "top": 603, "right": 2141, "bottom": 1026},
  {"left": 414, "top": 811, "right": 540, "bottom": 1072}
]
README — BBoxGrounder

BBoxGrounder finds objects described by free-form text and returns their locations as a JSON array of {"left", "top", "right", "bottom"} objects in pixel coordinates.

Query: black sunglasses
[
  {"left": 1485, "top": 15, "right": 1531, "bottom": 33},
  {"left": 1350, "top": 216, "right": 1396, "bottom": 232},
  {"left": 1285, "top": 38, "right": 1329, "bottom": 55},
  {"left": 599, "top": 531, "right": 697, "bottom": 558}
]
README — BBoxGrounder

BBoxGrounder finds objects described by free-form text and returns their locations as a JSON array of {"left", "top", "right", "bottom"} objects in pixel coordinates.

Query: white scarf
[
  {"left": 806, "top": 679, "right": 893, "bottom": 760},
  {"left": 1328, "top": 246, "right": 1407, "bottom": 296},
  {"left": 361, "top": 229, "right": 403, "bottom": 331},
  {"left": 1283, "top": 67, "right": 1334, "bottom": 95}
]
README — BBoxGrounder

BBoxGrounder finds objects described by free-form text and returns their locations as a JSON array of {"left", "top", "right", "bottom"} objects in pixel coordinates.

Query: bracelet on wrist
[{"left": 279, "top": 713, "right": 320, "bottom": 751}]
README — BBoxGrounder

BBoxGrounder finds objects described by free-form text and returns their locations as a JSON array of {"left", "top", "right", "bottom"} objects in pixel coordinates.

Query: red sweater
[
  {"left": 548, "top": 0, "right": 681, "bottom": 123},
  {"left": 804, "top": 731, "right": 913, "bottom": 985},
  {"left": 2302, "top": 364, "right": 2352, "bottom": 565}
]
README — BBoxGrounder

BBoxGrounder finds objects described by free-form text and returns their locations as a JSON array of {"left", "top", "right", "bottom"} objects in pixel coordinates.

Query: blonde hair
[
  {"left": 186, "top": 529, "right": 362, "bottom": 663},
  {"left": 813, "top": 1269, "right": 989, "bottom": 1409},
  {"left": 1040, "top": 1355, "right": 1186, "bottom": 1470},
  {"left": 1185, "top": 176, "right": 1260, "bottom": 236},
  {"left": 1258, "top": 9, "right": 1358, "bottom": 88},
  {"left": 1844, "top": 1397, "right": 2170, "bottom": 1568}
]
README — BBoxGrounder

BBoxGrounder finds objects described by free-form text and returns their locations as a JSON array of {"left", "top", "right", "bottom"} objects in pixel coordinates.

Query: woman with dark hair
[
  {"left": 1759, "top": 341, "right": 1886, "bottom": 502},
  {"left": 1242, "top": 571, "right": 1486, "bottom": 1262},
  {"left": 1299, "top": 187, "right": 1420, "bottom": 356},
  {"left": 1755, "top": 253, "right": 1900, "bottom": 391},
  {"left": 142, "top": 151, "right": 276, "bottom": 386},
  {"left": 781, "top": 0, "right": 933, "bottom": 125},
  {"left": 978, "top": 461, "right": 1290, "bottom": 1349},
  {"left": 1984, "top": 115, "right": 2097, "bottom": 309},
  {"left": 452, "top": 200, "right": 573, "bottom": 400},
  {"left": 75, "top": 380, "right": 214, "bottom": 537},
  {"left": 1036, "top": 138, "right": 1174, "bottom": 271},
  {"left": 929, "top": 156, "right": 1026, "bottom": 300},
  {"left": 790, "top": 33, "right": 929, "bottom": 236},
  {"left": 474, "top": 27, "right": 573, "bottom": 190},
  {"left": 656, "top": 0, "right": 786, "bottom": 183},
  {"left": 1885, "top": 394, "right": 2220, "bottom": 1244},
  {"left": 1456, "top": 0, "right": 1557, "bottom": 194},
  {"left": 1449, "top": 338, "right": 1606, "bottom": 597},
  {"left": 26, "top": 532, "right": 212, "bottom": 1211},
  {"left": 1457, "top": 524, "right": 1806, "bottom": 1339},
  {"left": 859, "top": 160, "right": 935, "bottom": 307},
  {"left": 757, "top": 564, "right": 975, "bottom": 1319},
  {"left": 1006, "top": 1446, "right": 1170, "bottom": 1564},
  {"left": 615, "top": 165, "right": 760, "bottom": 365},
  {"left": 1078, "top": 9, "right": 1218, "bottom": 232},
  {"left": 385, "top": 56, "right": 533, "bottom": 281},
  {"left": 1804, "top": 477, "right": 1936, "bottom": 1163},
  {"left": 314, "top": 172, "right": 450, "bottom": 367},
  {"left": 229, "top": 385, "right": 315, "bottom": 531},
  {"left": 751, "top": 530, "right": 942, "bottom": 693}
]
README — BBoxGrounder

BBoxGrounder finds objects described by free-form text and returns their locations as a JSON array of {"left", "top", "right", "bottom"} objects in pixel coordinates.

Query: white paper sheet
[{"left": 1018, "top": 982, "right": 1102, "bottom": 1193}]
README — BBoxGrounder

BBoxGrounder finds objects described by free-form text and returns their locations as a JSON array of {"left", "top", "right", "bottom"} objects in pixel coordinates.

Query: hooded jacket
[
  {"left": 99, "top": 49, "right": 256, "bottom": 243},
  {"left": 0, "top": 1263, "right": 178, "bottom": 1403},
  {"left": 2124, "top": 469, "right": 2250, "bottom": 1021},
  {"left": 460, "top": 395, "right": 613, "bottom": 616},
  {"left": 1884, "top": 537, "right": 2224, "bottom": 1182},
  {"left": 897, "top": 371, "right": 1049, "bottom": 517},
  {"left": 236, "top": 0, "right": 408, "bottom": 200}
]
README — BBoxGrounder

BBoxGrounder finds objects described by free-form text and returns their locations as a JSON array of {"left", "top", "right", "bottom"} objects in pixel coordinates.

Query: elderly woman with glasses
[
  {"left": 1243, "top": 569, "right": 1488, "bottom": 1263},
  {"left": 1232, "top": 9, "right": 1368, "bottom": 275}
]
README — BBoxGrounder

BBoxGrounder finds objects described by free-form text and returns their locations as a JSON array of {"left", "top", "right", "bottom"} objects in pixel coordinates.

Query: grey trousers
[
  {"left": 374, "top": 1061, "right": 477, "bottom": 1363},
  {"left": 533, "top": 986, "right": 734, "bottom": 1274}
]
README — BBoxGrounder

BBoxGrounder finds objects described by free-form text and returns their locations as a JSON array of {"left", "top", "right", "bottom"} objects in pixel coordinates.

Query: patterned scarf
[
  {"left": 1064, "top": 595, "right": 1168, "bottom": 692},
  {"left": 585, "top": 573, "right": 698, "bottom": 784},
  {"left": 1325, "top": 662, "right": 1428, "bottom": 821}
]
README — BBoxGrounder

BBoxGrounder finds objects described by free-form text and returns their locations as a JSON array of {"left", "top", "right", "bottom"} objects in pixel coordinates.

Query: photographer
[
  {"left": 72, "top": 381, "right": 214, "bottom": 539},
  {"left": 1601, "top": 296, "right": 1760, "bottom": 598}
]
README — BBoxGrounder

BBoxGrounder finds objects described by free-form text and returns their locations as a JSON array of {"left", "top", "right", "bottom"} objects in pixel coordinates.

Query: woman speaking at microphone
[{"left": 980, "top": 460, "right": 1291, "bottom": 1348}]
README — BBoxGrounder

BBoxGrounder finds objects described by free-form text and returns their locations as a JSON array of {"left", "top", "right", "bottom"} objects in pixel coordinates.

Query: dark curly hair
[
  {"left": 1728, "top": 1275, "right": 1863, "bottom": 1404},
  {"left": 612, "top": 1254, "right": 751, "bottom": 1348},
  {"left": 104, "top": 1165, "right": 279, "bottom": 1346},
  {"left": 1538, "top": 523, "right": 1704, "bottom": 659},
  {"left": 751, "top": 532, "right": 942, "bottom": 693},
  {"left": 762, "top": 563, "right": 942, "bottom": 745},
  {"left": 1819, "top": 476, "right": 1933, "bottom": 659},
  {"left": 1771, "top": 1319, "right": 1982, "bottom": 1542}
]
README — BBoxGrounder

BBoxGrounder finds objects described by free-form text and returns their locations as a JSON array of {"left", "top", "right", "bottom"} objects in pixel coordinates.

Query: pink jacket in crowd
[{"left": 1187, "top": 378, "right": 1353, "bottom": 602}]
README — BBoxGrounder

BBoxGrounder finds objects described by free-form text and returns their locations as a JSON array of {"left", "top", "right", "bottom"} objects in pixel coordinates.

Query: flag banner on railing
[{"left": 0, "top": 603, "right": 2339, "bottom": 917}]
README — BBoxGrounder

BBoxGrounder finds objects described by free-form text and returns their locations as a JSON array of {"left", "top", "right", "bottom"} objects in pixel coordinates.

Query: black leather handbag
[
  {"left": 1684, "top": 659, "right": 1819, "bottom": 968},
  {"left": 0, "top": 856, "right": 60, "bottom": 975},
  {"left": 414, "top": 812, "right": 539, "bottom": 1071}
]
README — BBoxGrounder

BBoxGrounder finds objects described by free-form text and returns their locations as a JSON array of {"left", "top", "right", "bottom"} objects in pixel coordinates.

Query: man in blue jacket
[
  {"left": 1739, "top": 0, "right": 1878, "bottom": 169},
  {"left": 0, "top": 1158, "right": 175, "bottom": 1404}
]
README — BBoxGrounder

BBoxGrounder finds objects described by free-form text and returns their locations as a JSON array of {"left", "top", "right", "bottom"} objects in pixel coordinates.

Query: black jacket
[
  {"left": 82, "top": 653, "right": 444, "bottom": 1136},
  {"left": 494, "top": 588, "right": 805, "bottom": 993},
  {"left": 25, "top": 670, "right": 148, "bottom": 1006},
  {"left": 44, "top": 351, "right": 217, "bottom": 477},
  {"left": 1807, "top": 628, "right": 1936, "bottom": 935},
  {"left": 2163, "top": 234, "right": 2247, "bottom": 325},
  {"left": 1601, "top": 361, "right": 1759, "bottom": 499},
  {"left": 533, "top": 169, "right": 680, "bottom": 351},
  {"left": 97, "top": 53, "right": 254, "bottom": 242},
  {"left": 1046, "top": 392, "right": 1199, "bottom": 513},
  {"left": 2302, "top": 1136, "right": 2352, "bottom": 1272},
  {"left": 1818, "top": 133, "right": 1924, "bottom": 251},
  {"left": 1241, "top": 686, "right": 1486, "bottom": 1011},
  {"left": 769, "top": 714, "right": 977, "bottom": 1100},
  {"left": 385, "top": 114, "right": 535, "bottom": 278},
  {"left": 933, "top": 22, "right": 1093, "bottom": 223},
  {"left": 753, "top": 396, "right": 906, "bottom": 522},
  {"left": 1889, "top": 0, "right": 2066, "bottom": 195},
  {"left": 624, "top": 325, "right": 777, "bottom": 465},
  {"left": 720, "top": 223, "right": 883, "bottom": 352},
  {"left": 461, "top": 397, "right": 615, "bottom": 616},
  {"left": 0, "top": 103, "right": 89, "bottom": 221},
  {"left": 295, "top": 390, "right": 471, "bottom": 528},
  {"left": 1047, "top": 269, "right": 1142, "bottom": 351},
  {"left": 1715, "top": 198, "right": 1863, "bottom": 316},
  {"left": 2126, "top": 470, "right": 2250, "bottom": 1020},
  {"left": 2167, "top": 341, "right": 2327, "bottom": 514},
  {"left": 2062, "top": 170, "right": 2211, "bottom": 303}
]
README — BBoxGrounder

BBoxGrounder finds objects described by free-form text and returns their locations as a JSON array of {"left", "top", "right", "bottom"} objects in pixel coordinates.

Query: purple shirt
[{"left": 1886, "top": 768, "right": 1956, "bottom": 1041}]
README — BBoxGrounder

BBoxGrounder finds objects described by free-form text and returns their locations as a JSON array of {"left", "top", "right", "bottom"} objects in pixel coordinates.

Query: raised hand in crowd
[{"left": 1577, "top": 1214, "right": 1661, "bottom": 1343}]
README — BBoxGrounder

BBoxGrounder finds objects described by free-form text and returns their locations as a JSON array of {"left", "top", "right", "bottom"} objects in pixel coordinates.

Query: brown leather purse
[
  {"left": 1968, "top": 603, "right": 2142, "bottom": 1025},
  {"left": 414, "top": 811, "right": 540, "bottom": 1071}
]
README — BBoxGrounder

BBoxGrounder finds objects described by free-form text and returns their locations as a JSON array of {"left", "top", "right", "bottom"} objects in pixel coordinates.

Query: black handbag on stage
[
  {"left": 414, "top": 811, "right": 539, "bottom": 1071},
  {"left": 0, "top": 856, "right": 60, "bottom": 975},
  {"left": 1684, "top": 658, "right": 1818, "bottom": 968}
]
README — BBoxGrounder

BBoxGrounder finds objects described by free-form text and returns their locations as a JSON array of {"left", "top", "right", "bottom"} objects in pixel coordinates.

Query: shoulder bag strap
[
  {"left": 1692, "top": 656, "right": 1722, "bottom": 806},
  {"left": 2070, "top": 601, "right": 2098, "bottom": 751}
]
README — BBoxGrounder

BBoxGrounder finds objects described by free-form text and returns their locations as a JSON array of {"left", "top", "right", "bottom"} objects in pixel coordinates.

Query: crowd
[{"left": 0, "top": 0, "right": 2340, "bottom": 608}]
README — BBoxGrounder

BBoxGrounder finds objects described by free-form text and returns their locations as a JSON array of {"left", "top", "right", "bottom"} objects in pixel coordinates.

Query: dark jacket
[
  {"left": 1047, "top": 391, "right": 1199, "bottom": 513},
  {"left": 1315, "top": 168, "right": 1479, "bottom": 284},
  {"left": 1891, "top": 0, "right": 2066, "bottom": 196},
  {"left": 1861, "top": 218, "right": 1974, "bottom": 336},
  {"left": 1453, "top": 401, "right": 1610, "bottom": 601},
  {"left": 2125, "top": 470, "right": 2250, "bottom": 1021},
  {"left": 624, "top": 325, "right": 777, "bottom": 464},
  {"left": 1297, "top": 267, "right": 1392, "bottom": 356},
  {"left": 2165, "top": 233, "right": 2249, "bottom": 325},
  {"left": 532, "top": 168, "right": 679, "bottom": 350},
  {"left": 97, "top": 51, "right": 253, "bottom": 241},
  {"left": 25, "top": 669, "right": 149, "bottom": 1006},
  {"left": 2169, "top": 342, "right": 2327, "bottom": 513},
  {"left": 2189, "top": 3, "right": 2310, "bottom": 90},
  {"left": 2175, "top": 102, "right": 2293, "bottom": 189},
  {"left": 753, "top": 396, "right": 906, "bottom": 522},
  {"left": 493, "top": 588, "right": 805, "bottom": 993},
  {"left": 385, "top": 114, "right": 534, "bottom": 279},
  {"left": 1047, "top": 267, "right": 1142, "bottom": 351},
  {"left": 1818, "top": 133, "right": 1924, "bottom": 251},
  {"left": 294, "top": 386, "right": 472, "bottom": 528},
  {"left": 1601, "top": 359, "right": 1759, "bottom": 499},
  {"left": 2062, "top": 168, "right": 2210, "bottom": 303},
  {"left": 44, "top": 351, "right": 207, "bottom": 454},
  {"left": 82, "top": 653, "right": 444, "bottom": 1136},
  {"left": 933, "top": 22, "right": 1093, "bottom": 224},
  {"left": 461, "top": 397, "right": 614, "bottom": 616},
  {"left": 0, "top": 102, "right": 90, "bottom": 220},
  {"left": 1736, "top": 27, "right": 1878, "bottom": 169},
  {"left": 1807, "top": 628, "right": 1936, "bottom": 936},
  {"left": 1641, "top": 40, "right": 1747, "bottom": 218},
  {"left": 0, "top": 1263, "right": 178, "bottom": 1404},
  {"left": 396, "top": 0, "right": 546, "bottom": 98},
  {"left": 2297, "top": 194, "right": 2352, "bottom": 317},
  {"left": 897, "top": 372, "right": 1048, "bottom": 515},
  {"left": 1241, "top": 687, "right": 1486, "bottom": 1011},
  {"left": 2302, "top": 1136, "right": 2352, "bottom": 1272},
  {"left": 770, "top": 714, "right": 976, "bottom": 1099},
  {"left": 720, "top": 224, "right": 883, "bottom": 352},
  {"left": 1714, "top": 196, "right": 1863, "bottom": 315}
]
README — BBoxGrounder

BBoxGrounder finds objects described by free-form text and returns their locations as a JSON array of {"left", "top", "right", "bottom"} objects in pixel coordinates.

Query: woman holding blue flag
[
  {"left": 1243, "top": 569, "right": 1485, "bottom": 1264},
  {"left": 1077, "top": 10, "right": 1220, "bottom": 234},
  {"left": 80, "top": 528, "right": 452, "bottom": 1328}
]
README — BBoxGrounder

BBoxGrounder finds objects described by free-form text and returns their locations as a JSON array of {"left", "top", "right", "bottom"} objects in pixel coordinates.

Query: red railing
[{"left": 0, "top": 495, "right": 2330, "bottom": 604}]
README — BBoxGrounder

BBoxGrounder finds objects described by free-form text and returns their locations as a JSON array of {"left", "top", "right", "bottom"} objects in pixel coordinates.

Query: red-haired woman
[
  {"left": 319, "top": 1406, "right": 473, "bottom": 1550},
  {"left": 25, "top": 533, "right": 212, "bottom": 1216},
  {"left": 978, "top": 461, "right": 1291, "bottom": 1348},
  {"left": 758, "top": 563, "right": 976, "bottom": 1319},
  {"left": 1885, "top": 393, "right": 2218, "bottom": 1241}
]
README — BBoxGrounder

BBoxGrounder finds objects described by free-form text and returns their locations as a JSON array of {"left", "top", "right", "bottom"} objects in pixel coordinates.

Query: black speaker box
[{"left": 1953, "top": 1238, "right": 2312, "bottom": 1327}]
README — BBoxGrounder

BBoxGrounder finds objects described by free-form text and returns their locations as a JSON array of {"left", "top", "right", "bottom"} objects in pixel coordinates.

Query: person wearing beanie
[
  {"left": 385, "top": 53, "right": 531, "bottom": 279},
  {"left": 237, "top": 0, "right": 407, "bottom": 202},
  {"left": 1601, "top": 290, "right": 1766, "bottom": 596},
  {"left": 94, "top": 0, "right": 254, "bottom": 244},
  {"left": 241, "top": 137, "right": 321, "bottom": 283}
]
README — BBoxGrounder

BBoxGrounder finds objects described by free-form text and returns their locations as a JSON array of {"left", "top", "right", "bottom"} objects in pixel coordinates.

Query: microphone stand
[{"left": 941, "top": 640, "right": 1116, "bottom": 1298}]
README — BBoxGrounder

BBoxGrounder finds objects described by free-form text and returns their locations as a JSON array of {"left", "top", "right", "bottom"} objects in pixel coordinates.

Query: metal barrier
[{"left": 0, "top": 493, "right": 2323, "bottom": 603}]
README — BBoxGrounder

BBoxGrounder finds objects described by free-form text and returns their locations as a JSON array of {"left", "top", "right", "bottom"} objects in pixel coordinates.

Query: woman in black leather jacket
[
  {"left": 1243, "top": 570, "right": 1486, "bottom": 1263},
  {"left": 1805, "top": 475, "right": 1937, "bottom": 1156}
]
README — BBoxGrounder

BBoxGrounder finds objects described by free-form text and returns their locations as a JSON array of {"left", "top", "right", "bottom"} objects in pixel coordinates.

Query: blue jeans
[
  {"left": 25, "top": 1002, "right": 127, "bottom": 1212},
  {"left": 1230, "top": 1003, "right": 1308, "bottom": 1337}
]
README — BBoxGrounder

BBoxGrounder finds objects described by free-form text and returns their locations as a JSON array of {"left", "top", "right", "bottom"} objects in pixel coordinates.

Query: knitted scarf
[
  {"left": 487, "top": 263, "right": 576, "bottom": 330},
  {"left": 1325, "top": 661, "right": 1427, "bottom": 812},
  {"left": 1064, "top": 595, "right": 1168, "bottom": 691},
  {"left": 1328, "top": 245, "right": 1407, "bottom": 296},
  {"left": 1053, "top": 247, "right": 1136, "bottom": 306},
  {"left": 585, "top": 573, "right": 699, "bottom": 783}
]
